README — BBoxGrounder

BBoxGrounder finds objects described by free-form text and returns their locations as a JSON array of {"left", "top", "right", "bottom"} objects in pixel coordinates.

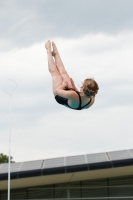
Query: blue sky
[{"left": 0, "top": 0, "right": 133, "bottom": 162}]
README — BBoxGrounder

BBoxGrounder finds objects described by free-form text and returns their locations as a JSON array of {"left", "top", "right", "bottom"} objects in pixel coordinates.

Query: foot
[
  {"left": 51, "top": 41, "right": 59, "bottom": 57},
  {"left": 45, "top": 40, "right": 51, "bottom": 53}
]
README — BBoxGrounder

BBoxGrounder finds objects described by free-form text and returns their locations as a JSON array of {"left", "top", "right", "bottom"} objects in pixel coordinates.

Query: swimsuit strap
[
  {"left": 75, "top": 91, "right": 82, "bottom": 110},
  {"left": 66, "top": 88, "right": 92, "bottom": 110},
  {"left": 66, "top": 88, "right": 81, "bottom": 110},
  {"left": 71, "top": 89, "right": 92, "bottom": 110},
  {"left": 80, "top": 97, "right": 92, "bottom": 109}
]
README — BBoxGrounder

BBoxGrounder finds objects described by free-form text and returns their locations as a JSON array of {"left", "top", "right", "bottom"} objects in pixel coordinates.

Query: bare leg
[
  {"left": 45, "top": 40, "right": 63, "bottom": 94},
  {"left": 52, "top": 41, "right": 73, "bottom": 88}
]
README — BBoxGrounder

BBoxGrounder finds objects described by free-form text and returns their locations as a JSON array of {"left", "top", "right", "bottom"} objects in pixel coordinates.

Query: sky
[{"left": 0, "top": 0, "right": 133, "bottom": 162}]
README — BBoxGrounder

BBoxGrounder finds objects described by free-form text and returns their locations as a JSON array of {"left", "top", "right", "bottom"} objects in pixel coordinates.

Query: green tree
[{"left": 0, "top": 153, "right": 15, "bottom": 164}]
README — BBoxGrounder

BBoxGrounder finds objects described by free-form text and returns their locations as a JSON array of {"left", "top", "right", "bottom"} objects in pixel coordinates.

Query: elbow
[
  {"left": 54, "top": 88, "right": 59, "bottom": 95},
  {"left": 55, "top": 87, "right": 62, "bottom": 96}
]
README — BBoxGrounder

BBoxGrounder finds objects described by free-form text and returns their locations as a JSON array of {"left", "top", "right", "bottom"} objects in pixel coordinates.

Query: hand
[
  {"left": 70, "top": 78, "right": 74, "bottom": 87},
  {"left": 62, "top": 81, "right": 68, "bottom": 88},
  {"left": 63, "top": 81, "right": 68, "bottom": 85},
  {"left": 70, "top": 78, "right": 78, "bottom": 91}
]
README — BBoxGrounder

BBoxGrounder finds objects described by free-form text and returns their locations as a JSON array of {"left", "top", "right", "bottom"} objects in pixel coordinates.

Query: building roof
[{"left": 0, "top": 149, "right": 133, "bottom": 190}]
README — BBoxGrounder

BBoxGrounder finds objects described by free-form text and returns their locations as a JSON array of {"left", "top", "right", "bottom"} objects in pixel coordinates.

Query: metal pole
[
  {"left": 3, "top": 79, "right": 18, "bottom": 200},
  {"left": 8, "top": 95, "right": 12, "bottom": 200}
]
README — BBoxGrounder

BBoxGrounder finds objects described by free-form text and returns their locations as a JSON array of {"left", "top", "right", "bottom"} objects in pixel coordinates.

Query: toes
[
  {"left": 52, "top": 41, "right": 56, "bottom": 46},
  {"left": 45, "top": 40, "right": 52, "bottom": 50},
  {"left": 45, "top": 40, "right": 51, "bottom": 46}
]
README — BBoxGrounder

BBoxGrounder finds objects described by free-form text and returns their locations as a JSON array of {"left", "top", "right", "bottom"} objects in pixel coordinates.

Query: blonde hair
[{"left": 82, "top": 78, "right": 99, "bottom": 97}]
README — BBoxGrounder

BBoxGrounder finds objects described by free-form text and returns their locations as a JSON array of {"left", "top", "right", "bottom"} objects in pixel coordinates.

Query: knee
[
  {"left": 60, "top": 70, "right": 68, "bottom": 76},
  {"left": 49, "top": 67, "right": 59, "bottom": 75}
]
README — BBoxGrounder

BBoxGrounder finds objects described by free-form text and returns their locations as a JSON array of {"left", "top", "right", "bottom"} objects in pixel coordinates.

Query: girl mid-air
[{"left": 45, "top": 40, "right": 99, "bottom": 110}]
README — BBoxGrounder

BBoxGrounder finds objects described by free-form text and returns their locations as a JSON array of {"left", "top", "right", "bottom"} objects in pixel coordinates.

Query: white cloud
[
  {"left": 1, "top": 0, "right": 133, "bottom": 49},
  {"left": 0, "top": 32, "right": 133, "bottom": 162}
]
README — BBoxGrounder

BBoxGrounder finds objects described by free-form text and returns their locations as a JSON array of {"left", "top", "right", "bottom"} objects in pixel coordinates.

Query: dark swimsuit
[{"left": 55, "top": 89, "right": 92, "bottom": 110}]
